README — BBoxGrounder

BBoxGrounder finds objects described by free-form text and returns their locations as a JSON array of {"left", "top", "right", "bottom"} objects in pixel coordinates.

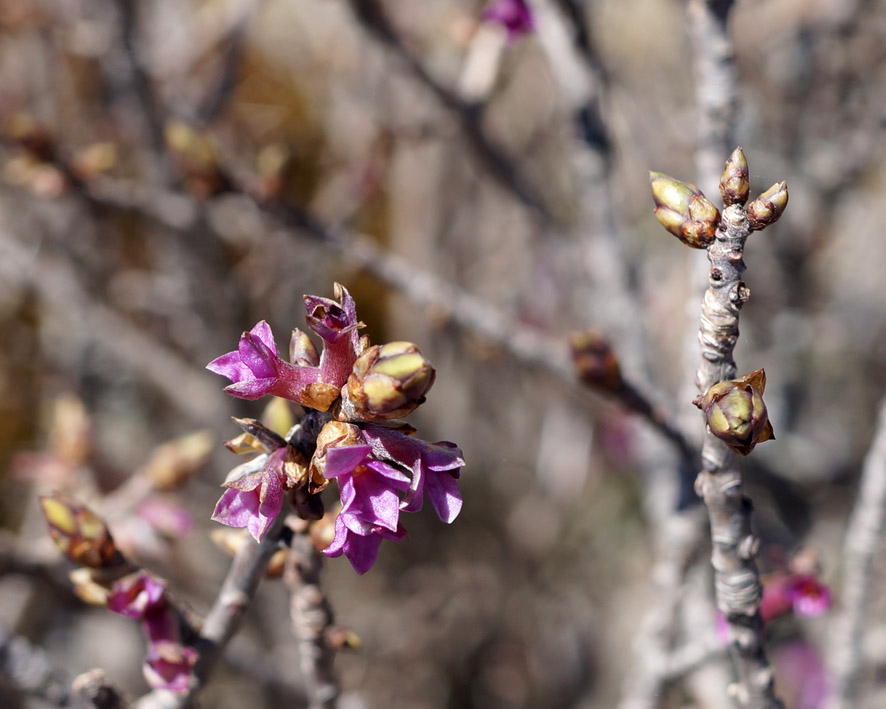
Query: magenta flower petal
[
  {"left": 249, "top": 320, "right": 276, "bottom": 351},
  {"left": 424, "top": 464, "right": 463, "bottom": 523},
  {"left": 324, "top": 443, "right": 410, "bottom": 532},
  {"left": 206, "top": 349, "right": 254, "bottom": 383},
  {"left": 362, "top": 427, "right": 464, "bottom": 523},
  {"left": 143, "top": 641, "right": 198, "bottom": 692},
  {"left": 141, "top": 607, "right": 179, "bottom": 645},
  {"left": 237, "top": 330, "right": 278, "bottom": 378},
  {"left": 324, "top": 512, "right": 407, "bottom": 574},
  {"left": 324, "top": 445, "right": 373, "bottom": 479},
  {"left": 304, "top": 285, "right": 362, "bottom": 388},
  {"left": 482, "top": 0, "right": 534, "bottom": 40},
  {"left": 107, "top": 572, "right": 166, "bottom": 619},
  {"left": 324, "top": 514, "right": 382, "bottom": 575},
  {"left": 212, "top": 483, "right": 260, "bottom": 527},
  {"left": 211, "top": 452, "right": 285, "bottom": 542},
  {"left": 786, "top": 575, "right": 832, "bottom": 617},
  {"left": 207, "top": 321, "right": 326, "bottom": 405}
]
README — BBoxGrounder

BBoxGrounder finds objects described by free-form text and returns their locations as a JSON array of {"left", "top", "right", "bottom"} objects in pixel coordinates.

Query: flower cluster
[
  {"left": 208, "top": 284, "right": 464, "bottom": 573},
  {"left": 107, "top": 571, "right": 197, "bottom": 691}
]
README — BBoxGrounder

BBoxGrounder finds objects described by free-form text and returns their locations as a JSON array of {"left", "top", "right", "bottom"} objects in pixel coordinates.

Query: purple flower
[
  {"left": 303, "top": 283, "right": 362, "bottom": 389},
  {"left": 138, "top": 498, "right": 194, "bottom": 537},
  {"left": 362, "top": 426, "right": 464, "bottom": 524},
  {"left": 481, "top": 0, "right": 534, "bottom": 41},
  {"left": 324, "top": 510, "right": 407, "bottom": 575},
  {"left": 143, "top": 641, "right": 198, "bottom": 692},
  {"left": 760, "top": 573, "right": 832, "bottom": 622},
  {"left": 211, "top": 449, "right": 285, "bottom": 541},
  {"left": 207, "top": 321, "right": 322, "bottom": 403},
  {"left": 107, "top": 572, "right": 166, "bottom": 619},
  {"left": 774, "top": 640, "right": 829, "bottom": 709},
  {"left": 323, "top": 443, "right": 411, "bottom": 532},
  {"left": 784, "top": 575, "right": 832, "bottom": 617}
]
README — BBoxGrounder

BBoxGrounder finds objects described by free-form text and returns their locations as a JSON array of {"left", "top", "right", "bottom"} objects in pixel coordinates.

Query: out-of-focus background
[{"left": 1, "top": 0, "right": 885, "bottom": 707}]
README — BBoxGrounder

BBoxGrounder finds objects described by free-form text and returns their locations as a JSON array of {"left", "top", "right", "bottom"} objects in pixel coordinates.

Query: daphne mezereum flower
[
  {"left": 211, "top": 448, "right": 285, "bottom": 541},
  {"left": 304, "top": 283, "right": 363, "bottom": 389},
  {"left": 323, "top": 443, "right": 411, "bottom": 532},
  {"left": 143, "top": 641, "right": 198, "bottom": 692},
  {"left": 207, "top": 320, "right": 324, "bottom": 403},
  {"left": 760, "top": 573, "right": 832, "bottom": 622},
  {"left": 324, "top": 510, "right": 407, "bottom": 575},
  {"left": 362, "top": 426, "right": 464, "bottom": 524},
  {"left": 107, "top": 571, "right": 166, "bottom": 619},
  {"left": 481, "top": 0, "right": 534, "bottom": 40}
]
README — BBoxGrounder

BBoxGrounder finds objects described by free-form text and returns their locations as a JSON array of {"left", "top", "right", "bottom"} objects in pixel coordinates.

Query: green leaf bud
[
  {"left": 692, "top": 369, "right": 775, "bottom": 456},
  {"left": 720, "top": 147, "right": 750, "bottom": 206},
  {"left": 39, "top": 493, "right": 119, "bottom": 568},
  {"left": 747, "top": 181, "right": 788, "bottom": 230},
  {"left": 342, "top": 342, "right": 436, "bottom": 421},
  {"left": 650, "top": 172, "right": 720, "bottom": 249}
]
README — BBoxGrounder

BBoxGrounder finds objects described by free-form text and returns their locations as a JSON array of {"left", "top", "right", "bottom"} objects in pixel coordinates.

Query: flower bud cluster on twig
[{"left": 208, "top": 283, "right": 465, "bottom": 574}]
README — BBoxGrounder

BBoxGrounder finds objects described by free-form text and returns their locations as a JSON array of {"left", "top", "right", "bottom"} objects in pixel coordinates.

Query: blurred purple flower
[
  {"left": 324, "top": 510, "right": 407, "bottom": 575},
  {"left": 143, "top": 641, "right": 198, "bottom": 692},
  {"left": 785, "top": 574, "right": 832, "bottom": 617},
  {"left": 138, "top": 498, "right": 194, "bottom": 537},
  {"left": 761, "top": 573, "right": 832, "bottom": 622},
  {"left": 211, "top": 448, "right": 285, "bottom": 541},
  {"left": 207, "top": 320, "right": 321, "bottom": 402},
  {"left": 482, "top": 0, "right": 534, "bottom": 41},
  {"left": 774, "top": 640, "right": 829, "bottom": 709},
  {"left": 363, "top": 426, "right": 464, "bottom": 523},
  {"left": 107, "top": 572, "right": 166, "bottom": 619}
]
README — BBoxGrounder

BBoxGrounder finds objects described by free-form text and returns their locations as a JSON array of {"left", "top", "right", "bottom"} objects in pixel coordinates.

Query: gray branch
[
  {"left": 285, "top": 529, "right": 338, "bottom": 709},
  {"left": 828, "top": 396, "right": 886, "bottom": 707},
  {"left": 694, "top": 205, "right": 782, "bottom": 708}
]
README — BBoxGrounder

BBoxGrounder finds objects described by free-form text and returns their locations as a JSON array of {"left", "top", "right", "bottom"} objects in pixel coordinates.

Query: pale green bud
[{"left": 747, "top": 181, "right": 788, "bottom": 230}]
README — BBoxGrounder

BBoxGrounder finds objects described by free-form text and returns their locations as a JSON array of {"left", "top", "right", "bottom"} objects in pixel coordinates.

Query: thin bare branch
[
  {"left": 828, "top": 395, "right": 886, "bottom": 707},
  {"left": 694, "top": 204, "right": 782, "bottom": 707},
  {"left": 285, "top": 527, "right": 338, "bottom": 709},
  {"left": 344, "top": 0, "right": 554, "bottom": 223}
]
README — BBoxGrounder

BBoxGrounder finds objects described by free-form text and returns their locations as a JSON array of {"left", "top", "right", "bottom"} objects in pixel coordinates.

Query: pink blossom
[
  {"left": 482, "top": 0, "right": 534, "bottom": 41},
  {"left": 211, "top": 449, "right": 285, "bottom": 541},
  {"left": 143, "top": 641, "right": 198, "bottom": 692}
]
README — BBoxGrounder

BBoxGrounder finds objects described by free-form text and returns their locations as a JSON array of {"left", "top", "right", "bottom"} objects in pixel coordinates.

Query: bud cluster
[
  {"left": 649, "top": 147, "right": 788, "bottom": 247},
  {"left": 208, "top": 284, "right": 464, "bottom": 573}
]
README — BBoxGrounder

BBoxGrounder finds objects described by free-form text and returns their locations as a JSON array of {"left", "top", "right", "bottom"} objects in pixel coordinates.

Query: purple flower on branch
[
  {"left": 304, "top": 283, "right": 363, "bottom": 389},
  {"left": 363, "top": 426, "right": 464, "bottom": 524},
  {"left": 143, "top": 641, "right": 198, "bottom": 692},
  {"left": 760, "top": 572, "right": 832, "bottom": 622},
  {"left": 481, "top": 0, "right": 534, "bottom": 41},
  {"left": 211, "top": 448, "right": 286, "bottom": 541},
  {"left": 107, "top": 571, "right": 166, "bottom": 619},
  {"left": 323, "top": 443, "right": 411, "bottom": 532},
  {"left": 324, "top": 510, "right": 407, "bottom": 575},
  {"left": 207, "top": 321, "right": 323, "bottom": 403}
]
